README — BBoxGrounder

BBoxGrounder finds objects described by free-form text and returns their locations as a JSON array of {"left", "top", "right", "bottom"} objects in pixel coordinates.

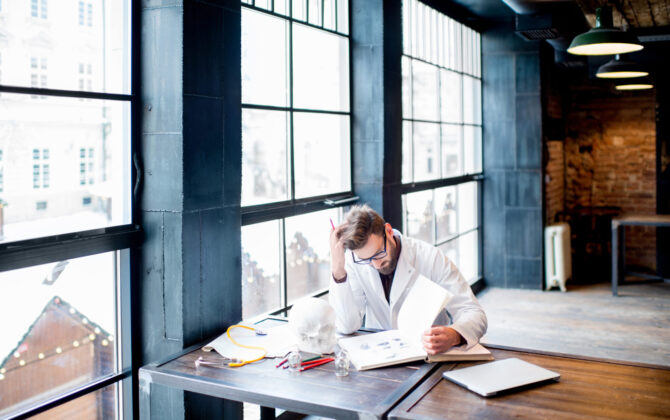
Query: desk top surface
[
  {"left": 612, "top": 214, "right": 670, "bottom": 225},
  {"left": 139, "top": 319, "right": 437, "bottom": 420},
  {"left": 388, "top": 348, "right": 670, "bottom": 420}
]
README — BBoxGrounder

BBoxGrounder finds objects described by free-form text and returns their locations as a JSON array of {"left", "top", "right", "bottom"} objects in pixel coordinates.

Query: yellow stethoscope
[{"left": 225, "top": 324, "right": 267, "bottom": 367}]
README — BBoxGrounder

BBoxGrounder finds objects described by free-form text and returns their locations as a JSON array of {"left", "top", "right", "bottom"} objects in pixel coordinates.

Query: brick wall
[
  {"left": 545, "top": 140, "right": 564, "bottom": 225},
  {"left": 564, "top": 93, "right": 657, "bottom": 270}
]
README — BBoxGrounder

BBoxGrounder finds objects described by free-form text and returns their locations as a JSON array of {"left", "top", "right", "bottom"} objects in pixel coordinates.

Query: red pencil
[
  {"left": 275, "top": 357, "right": 288, "bottom": 368},
  {"left": 301, "top": 357, "right": 333, "bottom": 366},
  {"left": 300, "top": 358, "right": 334, "bottom": 371}
]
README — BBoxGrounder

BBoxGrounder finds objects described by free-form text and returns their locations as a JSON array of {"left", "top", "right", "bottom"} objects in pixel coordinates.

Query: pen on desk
[
  {"left": 330, "top": 218, "right": 335, "bottom": 230},
  {"left": 300, "top": 358, "right": 334, "bottom": 372}
]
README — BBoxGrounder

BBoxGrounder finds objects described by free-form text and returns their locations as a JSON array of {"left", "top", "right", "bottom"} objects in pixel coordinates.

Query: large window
[
  {"left": 240, "top": 0, "right": 352, "bottom": 319},
  {"left": 401, "top": 0, "right": 482, "bottom": 284},
  {"left": 0, "top": 0, "right": 136, "bottom": 418}
]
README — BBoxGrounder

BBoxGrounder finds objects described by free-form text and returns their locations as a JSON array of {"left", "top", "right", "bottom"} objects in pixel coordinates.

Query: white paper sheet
[{"left": 202, "top": 323, "right": 298, "bottom": 360}]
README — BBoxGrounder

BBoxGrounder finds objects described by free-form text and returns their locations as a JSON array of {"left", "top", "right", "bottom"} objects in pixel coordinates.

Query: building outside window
[
  {"left": 78, "top": 1, "right": 84, "bottom": 25},
  {"left": 31, "top": 0, "right": 47, "bottom": 19},
  {"left": 401, "top": 0, "right": 483, "bottom": 284},
  {"left": 0, "top": 0, "right": 135, "bottom": 418},
  {"left": 31, "top": 148, "right": 50, "bottom": 189},
  {"left": 240, "top": 0, "right": 352, "bottom": 320}
]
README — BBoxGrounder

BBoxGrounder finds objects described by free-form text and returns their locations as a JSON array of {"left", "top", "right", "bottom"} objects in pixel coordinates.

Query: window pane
[
  {"left": 292, "top": 0, "right": 306, "bottom": 21},
  {"left": 458, "top": 181, "right": 478, "bottom": 233},
  {"left": 402, "top": 56, "right": 412, "bottom": 120},
  {"left": 441, "top": 124, "right": 461, "bottom": 178},
  {"left": 323, "top": 0, "right": 336, "bottom": 31},
  {"left": 459, "top": 230, "right": 479, "bottom": 283},
  {"left": 440, "top": 69, "right": 461, "bottom": 124},
  {"left": 438, "top": 237, "right": 458, "bottom": 269},
  {"left": 411, "top": 59, "right": 438, "bottom": 122},
  {"left": 434, "top": 186, "right": 456, "bottom": 241},
  {"left": 404, "top": 189, "right": 433, "bottom": 244},
  {"left": 285, "top": 208, "right": 340, "bottom": 304},
  {"left": 307, "top": 0, "right": 321, "bottom": 26},
  {"left": 463, "top": 75, "right": 481, "bottom": 125},
  {"left": 402, "top": 121, "right": 412, "bottom": 183},
  {"left": 293, "top": 112, "right": 350, "bottom": 199},
  {"left": 0, "top": 252, "right": 119, "bottom": 417},
  {"left": 336, "top": 0, "right": 349, "bottom": 35},
  {"left": 242, "top": 109, "right": 290, "bottom": 206},
  {"left": 463, "top": 125, "right": 482, "bottom": 174},
  {"left": 3, "top": 0, "right": 130, "bottom": 94},
  {"left": 242, "top": 221, "right": 282, "bottom": 319},
  {"left": 412, "top": 122, "right": 439, "bottom": 182},
  {"left": 242, "top": 9, "right": 289, "bottom": 107},
  {"left": 29, "top": 380, "right": 124, "bottom": 420},
  {"left": 0, "top": 94, "right": 131, "bottom": 243},
  {"left": 293, "top": 23, "right": 349, "bottom": 112}
]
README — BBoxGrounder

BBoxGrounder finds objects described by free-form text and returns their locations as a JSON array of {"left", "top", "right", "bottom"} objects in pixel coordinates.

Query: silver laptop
[{"left": 442, "top": 357, "right": 560, "bottom": 397}]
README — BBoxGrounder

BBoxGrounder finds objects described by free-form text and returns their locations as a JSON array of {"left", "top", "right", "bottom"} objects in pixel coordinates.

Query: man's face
[{"left": 353, "top": 229, "right": 398, "bottom": 275}]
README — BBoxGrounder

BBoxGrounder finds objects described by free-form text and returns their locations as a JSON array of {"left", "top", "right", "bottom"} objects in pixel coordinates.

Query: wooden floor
[{"left": 477, "top": 281, "right": 670, "bottom": 367}]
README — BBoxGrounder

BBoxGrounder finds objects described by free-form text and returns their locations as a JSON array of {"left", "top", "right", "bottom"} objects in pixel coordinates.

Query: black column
[
  {"left": 350, "top": 0, "right": 403, "bottom": 226},
  {"left": 140, "top": 0, "right": 242, "bottom": 418}
]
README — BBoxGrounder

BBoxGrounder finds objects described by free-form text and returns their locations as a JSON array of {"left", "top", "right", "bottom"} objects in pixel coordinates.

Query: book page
[
  {"left": 338, "top": 329, "right": 425, "bottom": 370},
  {"left": 397, "top": 274, "right": 454, "bottom": 340}
]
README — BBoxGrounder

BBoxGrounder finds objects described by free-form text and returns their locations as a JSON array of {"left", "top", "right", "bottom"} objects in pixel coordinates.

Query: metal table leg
[{"left": 612, "top": 221, "right": 619, "bottom": 296}]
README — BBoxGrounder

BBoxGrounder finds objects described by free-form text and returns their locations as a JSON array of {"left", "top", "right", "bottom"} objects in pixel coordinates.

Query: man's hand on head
[
  {"left": 421, "top": 326, "right": 464, "bottom": 355},
  {"left": 330, "top": 223, "right": 348, "bottom": 281}
]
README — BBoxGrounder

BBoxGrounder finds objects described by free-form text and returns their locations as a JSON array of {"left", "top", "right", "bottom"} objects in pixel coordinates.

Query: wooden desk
[
  {"left": 139, "top": 320, "right": 437, "bottom": 419},
  {"left": 388, "top": 348, "right": 670, "bottom": 420},
  {"left": 611, "top": 214, "right": 670, "bottom": 296}
]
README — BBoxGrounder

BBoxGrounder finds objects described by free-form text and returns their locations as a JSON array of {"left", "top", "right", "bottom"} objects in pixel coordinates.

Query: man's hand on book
[{"left": 422, "top": 326, "right": 464, "bottom": 355}]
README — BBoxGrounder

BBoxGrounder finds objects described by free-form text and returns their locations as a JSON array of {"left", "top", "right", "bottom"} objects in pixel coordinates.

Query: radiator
[{"left": 544, "top": 222, "right": 571, "bottom": 292}]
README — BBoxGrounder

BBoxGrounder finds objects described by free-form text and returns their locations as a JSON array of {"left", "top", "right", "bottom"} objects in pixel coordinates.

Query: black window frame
[
  {"left": 0, "top": 0, "right": 142, "bottom": 416},
  {"left": 240, "top": 0, "right": 357, "bottom": 317},
  {"left": 400, "top": 0, "right": 484, "bottom": 284}
]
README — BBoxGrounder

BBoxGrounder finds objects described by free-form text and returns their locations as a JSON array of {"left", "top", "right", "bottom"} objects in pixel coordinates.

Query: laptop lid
[{"left": 442, "top": 357, "right": 560, "bottom": 397}]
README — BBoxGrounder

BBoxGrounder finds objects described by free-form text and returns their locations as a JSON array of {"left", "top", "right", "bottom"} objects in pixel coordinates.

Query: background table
[
  {"left": 611, "top": 214, "right": 670, "bottom": 296},
  {"left": 139, "top": 319, "right": 438, "bottom": 420},
  {"left": 388, "top": 348, "right": 670, "bottom": 419}
]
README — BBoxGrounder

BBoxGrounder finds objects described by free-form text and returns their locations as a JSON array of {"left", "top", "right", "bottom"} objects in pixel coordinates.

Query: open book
[{"left": 338, "top": 274, "right": 493, "bottom": 371}]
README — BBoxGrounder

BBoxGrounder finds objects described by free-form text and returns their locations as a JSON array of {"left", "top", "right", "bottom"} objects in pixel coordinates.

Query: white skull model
[{"left": 289, "top": 298, "right": 337, "bottom": 354}]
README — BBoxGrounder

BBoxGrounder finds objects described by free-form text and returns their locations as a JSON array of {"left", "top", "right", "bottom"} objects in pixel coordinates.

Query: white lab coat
[{"left": 329, "top": 230, "right": 487, "bottom": 348}]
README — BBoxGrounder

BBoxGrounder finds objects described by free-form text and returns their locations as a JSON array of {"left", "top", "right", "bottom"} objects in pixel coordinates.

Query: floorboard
[{"left": 477, "top": 282, "right": 670, "bottom": 367}]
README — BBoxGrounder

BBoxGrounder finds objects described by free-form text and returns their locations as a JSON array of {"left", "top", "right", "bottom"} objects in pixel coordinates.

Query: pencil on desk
[
  {"left": 300, "top": 358, "right": 334, "bottom": 371},
  {"left": 275, "top": 357, "right": 288, "bottom": 368},
  {"left": 301, "top": 357, "right": 333, "bottom": 366},
  {"left": 282, "top": 357, "right": 325, "bottom": 369}
]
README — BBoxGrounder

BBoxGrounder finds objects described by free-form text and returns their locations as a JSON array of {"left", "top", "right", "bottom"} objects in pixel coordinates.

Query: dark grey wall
[
  {"left": 140, "top": 0, "right": 242, "bottom": 418},
  {"left": 482, "top": 24, "right": 544, "bottom": 289}
]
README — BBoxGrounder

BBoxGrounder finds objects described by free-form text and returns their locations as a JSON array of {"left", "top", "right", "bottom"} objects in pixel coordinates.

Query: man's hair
[{"left": 340, "top": 204, "right": 386, "bottom": 250}]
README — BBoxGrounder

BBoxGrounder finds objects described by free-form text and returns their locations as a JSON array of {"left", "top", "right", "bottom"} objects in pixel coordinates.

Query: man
[{"left": 329, "top": 204, "right": 487, "bottom": 355}]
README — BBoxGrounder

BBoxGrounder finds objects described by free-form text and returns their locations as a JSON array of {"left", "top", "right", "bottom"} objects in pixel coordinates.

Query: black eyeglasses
[{"left": 352, "top": 235, "right": 387, "bottom": 265}]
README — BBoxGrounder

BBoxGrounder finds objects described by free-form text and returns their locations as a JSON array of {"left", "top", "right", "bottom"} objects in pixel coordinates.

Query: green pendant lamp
[
  {"left": 596, "top": 54, "right": 648, "bottom": 78},
  {"left": 568, "top": 6, "right": 643, "bottom": 56}
]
